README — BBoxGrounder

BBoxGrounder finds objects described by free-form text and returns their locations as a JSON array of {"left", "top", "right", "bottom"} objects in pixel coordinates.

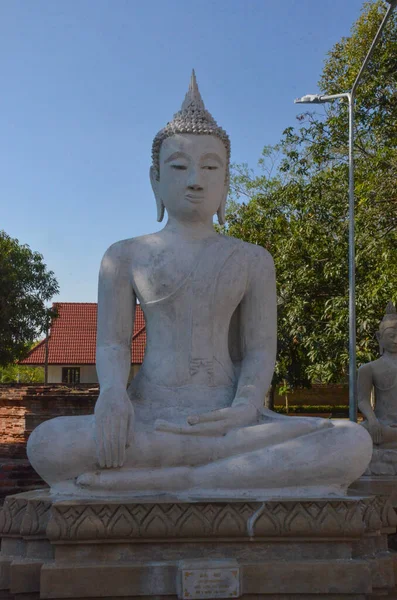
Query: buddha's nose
[{"left": 187, "top": 167, "right": 203, "bottom": 190}]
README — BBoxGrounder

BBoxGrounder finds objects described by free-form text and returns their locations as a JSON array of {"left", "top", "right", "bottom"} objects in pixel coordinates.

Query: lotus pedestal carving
[{"left": 1, "top": 490, "right": 397, "bottom": 599}]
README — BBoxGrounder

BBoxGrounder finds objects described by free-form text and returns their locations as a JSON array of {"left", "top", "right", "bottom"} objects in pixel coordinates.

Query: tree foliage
[
  {"left": 225, "top": 1, "right": 397, "bottom": 387},
  {"left": 0, "top": 364, "right": 44, "bottom": 384},
  {"left": 0, "top": 231, "right": 59, "bottom": 366}
]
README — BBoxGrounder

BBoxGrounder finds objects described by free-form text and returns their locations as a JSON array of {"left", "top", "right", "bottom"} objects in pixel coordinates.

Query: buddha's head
[
  {"left": 151, "top": 71, "right": 230, "bottom": 225},
  {"left": 377, "top": 301, "right": 397, "bottom": 354}
]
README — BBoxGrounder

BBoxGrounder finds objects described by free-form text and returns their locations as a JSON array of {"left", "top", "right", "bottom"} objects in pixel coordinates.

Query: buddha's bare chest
[
  {"left": 131, "top": 247, "right": 199, "bottom": 303},
  {"left": 373, "top": 362, "right": 397, "bottom": 392},
  {"left": 130, "top": 240, "right": 246, "bottom": 307}
]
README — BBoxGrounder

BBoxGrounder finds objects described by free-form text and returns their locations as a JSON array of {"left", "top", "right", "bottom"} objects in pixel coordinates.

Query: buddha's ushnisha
[{"left": 27, "top": 73, "right": 372, "bottom": 497}]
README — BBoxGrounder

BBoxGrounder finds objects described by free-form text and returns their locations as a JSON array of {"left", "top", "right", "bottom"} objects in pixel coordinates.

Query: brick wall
[
  {"left": 0, "top": 384, "right": 98, "bottom": 459},
  {"left": 0, "top": 384, "right": 98, "bottom": 502}
]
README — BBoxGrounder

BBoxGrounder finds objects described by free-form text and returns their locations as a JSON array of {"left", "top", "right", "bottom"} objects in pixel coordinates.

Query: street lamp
[{"left": 294, "top": 0, "right": 396, "bottom": 423}]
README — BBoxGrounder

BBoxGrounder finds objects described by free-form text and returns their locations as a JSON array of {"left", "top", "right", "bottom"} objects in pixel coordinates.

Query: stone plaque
[{"left": 178, "top": 559, "right": 240, "bottom": 599}]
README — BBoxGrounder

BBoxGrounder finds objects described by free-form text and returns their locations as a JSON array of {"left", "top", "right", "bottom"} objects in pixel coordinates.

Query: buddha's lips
[{"left": 185, "top": 194, "right": 204, "bottom": 203}]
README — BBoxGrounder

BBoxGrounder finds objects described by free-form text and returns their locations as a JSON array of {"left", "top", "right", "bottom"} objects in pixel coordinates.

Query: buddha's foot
[
  {"left": 76, "top": 471, "right": 102, "bottom": 488},
  {"left": 76, "top": 465, "right": 192, "bottom": 492}
]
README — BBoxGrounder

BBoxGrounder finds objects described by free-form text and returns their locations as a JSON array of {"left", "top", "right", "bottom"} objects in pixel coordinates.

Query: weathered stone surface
[
  {"left": 43, "top": 497, "right": 375, "bottom": 542},
  {"left": 359, "top": 494, "right": 397, "bottom": 532},
  {"left": 39, "top": 561, "right": 372, "bottom": 599},
  {"left": 0, "top": 491, "right": 396, "bottom": 599},
  {"left": 0, "top": 496, "right": 28, "bottom": 536},
  {"left": 242, "top": 561, "right": 371, "bottom": 595},
  {"left": 251, "top": 498, "right": 366, "bottom": 537},
  {"left": 9, "top": 558, "right": 43, "bottom": 595}
]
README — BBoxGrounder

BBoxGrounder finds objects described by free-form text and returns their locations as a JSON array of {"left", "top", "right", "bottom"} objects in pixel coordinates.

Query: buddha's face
[
  {"left": 378, "top": 324, "right": 397, "bottom": 354},
  {"left": 152, "top": 133, "right": 227, "bottom": 223}
]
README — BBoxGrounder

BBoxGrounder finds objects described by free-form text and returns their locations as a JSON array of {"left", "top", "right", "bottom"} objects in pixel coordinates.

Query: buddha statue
[
  {"left": 358, "top": 302, "right": 397, "bottom": 474},
  {"left": 27, "top": 72, "right": 372, "bottom": 498}
]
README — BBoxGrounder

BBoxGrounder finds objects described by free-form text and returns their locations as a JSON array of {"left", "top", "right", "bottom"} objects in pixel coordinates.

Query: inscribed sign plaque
[{"left": 179, "top": 560, "right": 240, "bottom": 599}]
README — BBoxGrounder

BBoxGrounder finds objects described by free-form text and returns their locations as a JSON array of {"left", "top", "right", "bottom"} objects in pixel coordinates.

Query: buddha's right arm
[
  {"left": 96, "top": 241, "right": 135, "bottom": 393},
  {"left": 357, "top": 364, "right": 377, "bottom": 423}
]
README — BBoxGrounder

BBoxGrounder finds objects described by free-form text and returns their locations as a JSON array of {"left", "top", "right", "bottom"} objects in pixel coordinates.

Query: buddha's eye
[
  {"left": 202, "top": 165, "right": 218, "bottom": 170},
  {"left": 171, "top": 164, "right": 187, "bottom": 170}
]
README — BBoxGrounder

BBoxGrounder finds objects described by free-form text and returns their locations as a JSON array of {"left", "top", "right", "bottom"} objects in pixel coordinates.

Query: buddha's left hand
[{"left": 155, "top": 403, "right": 259, "bottom": 436}]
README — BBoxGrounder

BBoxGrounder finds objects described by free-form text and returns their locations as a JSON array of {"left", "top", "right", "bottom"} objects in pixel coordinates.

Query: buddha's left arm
[{"left": 232, "top": 246, "right": 277, "bottom": 413}]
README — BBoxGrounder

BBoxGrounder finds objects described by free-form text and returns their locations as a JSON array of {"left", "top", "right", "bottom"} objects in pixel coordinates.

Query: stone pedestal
[
  {"left": 1, "top": 490, "right": 397, "bottom": 599},
  {"left": 349, "top": 450, "right": 397, "bottom": 511},
  {"left": 350, "top": 476, "right": 397, "bottom": 508},
  {"left": 350, "top": 475, "right": 397, "bottom": 555}
]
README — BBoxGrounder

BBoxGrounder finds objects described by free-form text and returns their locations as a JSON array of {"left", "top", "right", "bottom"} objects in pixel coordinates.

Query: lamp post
[{"left": 294, "top": 0, "right": 396, "bottom": 422}]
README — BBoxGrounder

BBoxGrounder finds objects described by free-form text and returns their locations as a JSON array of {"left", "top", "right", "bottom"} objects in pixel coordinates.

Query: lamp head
[{"left": 294, "top": 94, "right": 324, "bottom": 104}]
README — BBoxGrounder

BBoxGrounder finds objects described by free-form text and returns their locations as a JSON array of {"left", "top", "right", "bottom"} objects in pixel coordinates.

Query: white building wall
[
  {"left": 47, "top": 366, "right": 62, "bottom": 383},
  {"left": 80, "top": 366, "right": 98, "bottom": 384}
]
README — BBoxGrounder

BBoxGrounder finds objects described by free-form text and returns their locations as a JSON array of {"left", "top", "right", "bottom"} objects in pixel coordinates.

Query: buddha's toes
[{"left": 76, "top": 471, "right": 102, "bottom": 489}]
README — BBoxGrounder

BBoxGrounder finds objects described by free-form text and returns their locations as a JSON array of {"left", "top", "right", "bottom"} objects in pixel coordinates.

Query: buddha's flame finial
[
  {"left": 385, "top": 301, "right": 396, "bottom": 315},
  {"left": 181, "top": 69, "right": 206, "bottom": 112}
]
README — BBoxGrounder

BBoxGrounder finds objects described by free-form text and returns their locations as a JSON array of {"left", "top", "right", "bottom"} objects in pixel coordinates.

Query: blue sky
[{"left": 2, "top": 0, "right": 366, "bottom": 302}]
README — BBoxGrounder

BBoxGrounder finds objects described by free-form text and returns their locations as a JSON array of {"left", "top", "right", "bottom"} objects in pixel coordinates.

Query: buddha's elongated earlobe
[
  {"left": 217, "top": 197, "right": 226, "bottom": 226},
  {"left": 150, "top": 166, "right": 165, "bottom": 222},
  {"left": 376, "top": 331, "right": 383, "bottom": 356},
  {"left": 217, "top": 177, "right": 228, "bottom": 226},
  {"left": 156, "top": 199, "right": 165, "bottom": 222}
]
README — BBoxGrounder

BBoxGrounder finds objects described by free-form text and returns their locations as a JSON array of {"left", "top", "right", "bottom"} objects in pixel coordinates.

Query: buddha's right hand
[
  {"left": 94, "top": 389, "right": 135, "bottom": 468},
  {"left": 367, "top": 419, "right": 383, "bottom": 445}
]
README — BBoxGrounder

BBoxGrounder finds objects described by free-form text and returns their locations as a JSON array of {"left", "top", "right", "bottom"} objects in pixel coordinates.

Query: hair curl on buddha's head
[{"left": 151, "top": 71, "right": 230, "bottom": 224}]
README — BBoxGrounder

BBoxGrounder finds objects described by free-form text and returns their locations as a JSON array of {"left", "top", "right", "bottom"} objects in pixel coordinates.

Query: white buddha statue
[{"left": 27, "top": 72, "right": 372, "bottom": 498}]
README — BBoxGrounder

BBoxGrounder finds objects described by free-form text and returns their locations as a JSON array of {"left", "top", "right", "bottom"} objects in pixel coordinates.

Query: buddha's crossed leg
[{"left": 27, "top": 414, "right": 371, "bottom": 495}]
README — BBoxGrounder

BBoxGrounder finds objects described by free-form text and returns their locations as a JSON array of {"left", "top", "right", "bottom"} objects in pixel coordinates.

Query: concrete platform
[{"left": 1, "top": 490, "right": 397, "bottom": 599}]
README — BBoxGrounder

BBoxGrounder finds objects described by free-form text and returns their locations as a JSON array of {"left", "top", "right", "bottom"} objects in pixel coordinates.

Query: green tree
[
  {"left": 226, "top": 1, "right": 397, "bottom": 389},
  {"left": 0, "top": 364, "right": 44, "bottom": 383},
  {"left": 0, "top": 231, "right": 59, "bottom": 366}
]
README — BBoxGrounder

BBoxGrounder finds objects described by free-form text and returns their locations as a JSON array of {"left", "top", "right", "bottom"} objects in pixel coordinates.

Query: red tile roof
[{"left": 20, "top": 303, "right": 146, "bottom": 365}]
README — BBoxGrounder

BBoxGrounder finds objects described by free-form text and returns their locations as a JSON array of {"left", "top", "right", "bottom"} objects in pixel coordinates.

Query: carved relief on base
[
  {"left": 1, "top": 491, "right": 397, "bottom": 599},
  {"left": 0, "top": 492, "right": 52, "bottom": 538},
  {"left": 45, "top": 499, "right": 372, "bottom": 541},
  {"left": 1, "top": 491, "right": 395, "bottom": 542}
]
